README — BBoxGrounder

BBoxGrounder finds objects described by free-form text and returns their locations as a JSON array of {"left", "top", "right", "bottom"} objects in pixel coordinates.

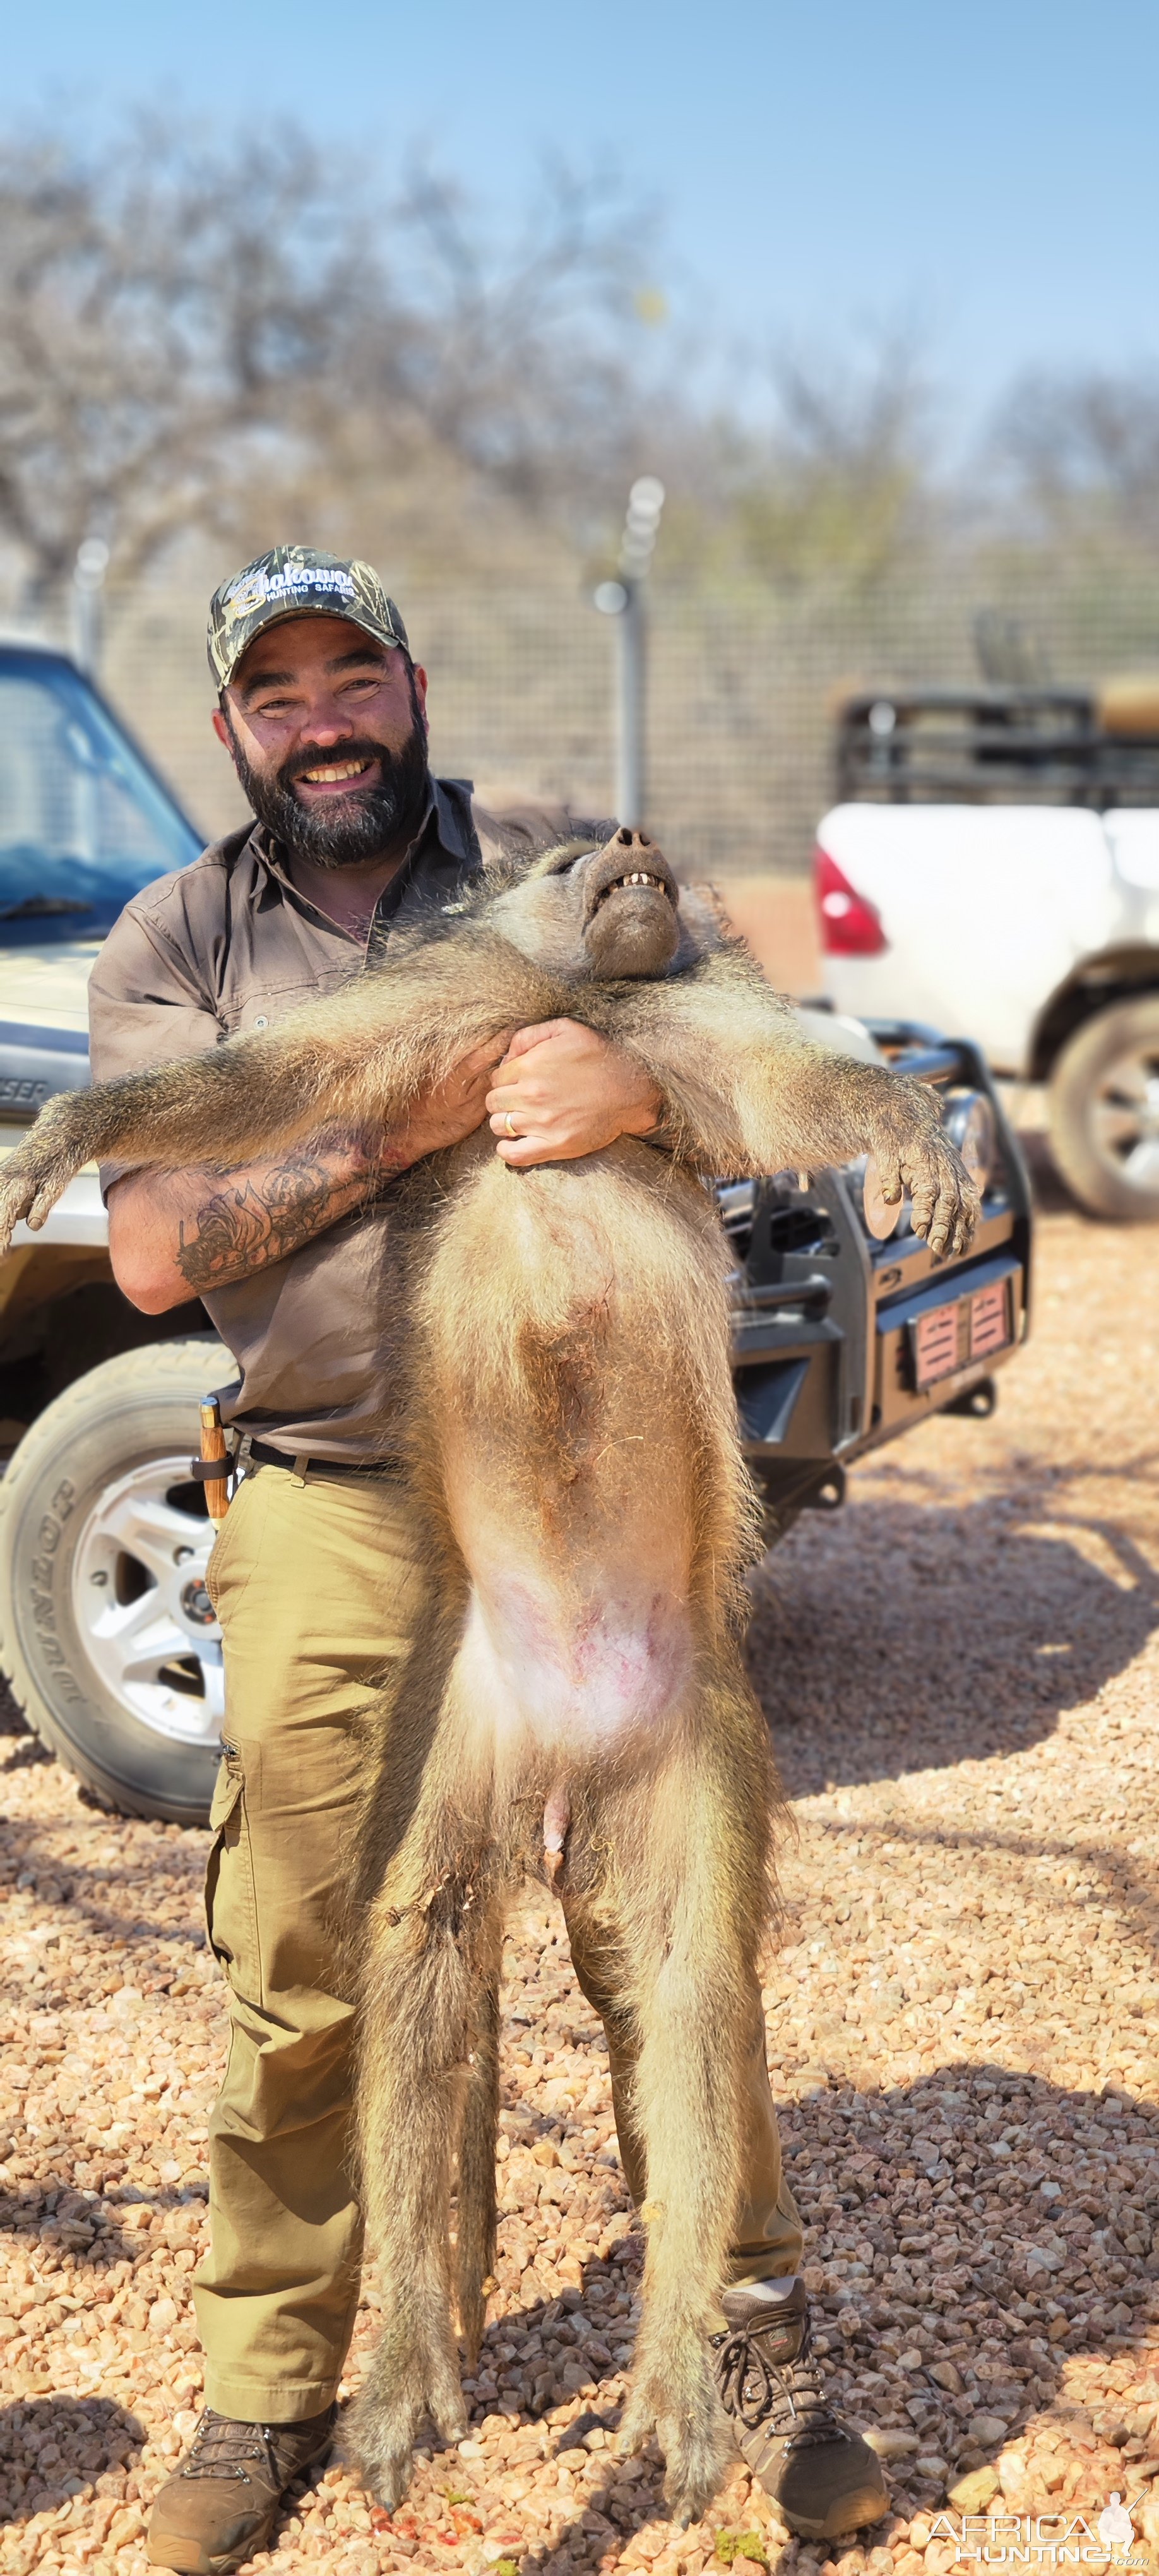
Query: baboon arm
[
  {"left": 620, "top": 970, "right": 980, "bottom": 1256},
  {"left": 0, "top": 933, "right": 564, "bottom": 1253}
]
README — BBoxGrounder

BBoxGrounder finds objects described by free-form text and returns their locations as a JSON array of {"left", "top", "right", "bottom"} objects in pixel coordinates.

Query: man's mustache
[{"left": 280, "top": 739, "right": 391, "bottom": 792}]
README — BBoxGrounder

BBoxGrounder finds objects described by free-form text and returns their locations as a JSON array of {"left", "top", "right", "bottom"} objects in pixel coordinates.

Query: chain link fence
[{"left": 89, "top": 561, "right": 1159, "bottom": 880}]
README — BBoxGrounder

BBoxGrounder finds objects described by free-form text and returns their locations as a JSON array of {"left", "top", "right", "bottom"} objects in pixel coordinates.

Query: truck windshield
[{"left": 0, "top": 650, "right": 202, "bottom": 943}]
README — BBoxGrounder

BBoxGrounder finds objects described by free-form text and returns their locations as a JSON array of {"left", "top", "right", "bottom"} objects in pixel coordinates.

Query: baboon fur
[{"left": 0, "top": 828, "right": 977, "bottom": 2522}]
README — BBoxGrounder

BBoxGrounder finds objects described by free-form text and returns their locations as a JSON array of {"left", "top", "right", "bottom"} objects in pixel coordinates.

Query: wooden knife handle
[{"left": 199, "top": 1395, "right": 231, "bottom": 1526}]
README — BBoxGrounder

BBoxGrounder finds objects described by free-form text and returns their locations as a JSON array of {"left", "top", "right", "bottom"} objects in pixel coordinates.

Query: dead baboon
[{"left": 0, "top": 829, "right": 977, "bottom": 2521}]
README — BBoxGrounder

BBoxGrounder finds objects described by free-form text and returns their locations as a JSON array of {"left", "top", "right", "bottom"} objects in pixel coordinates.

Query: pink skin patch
[{"left": 456, "top": 1570, "right": 694, "bottom": 1767}]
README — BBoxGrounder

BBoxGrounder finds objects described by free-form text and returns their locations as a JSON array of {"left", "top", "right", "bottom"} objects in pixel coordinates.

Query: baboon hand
[
  {"left": 0, "top": 1090, "right": 104, "bottom": 1256},
  {"left": 875, "top": 1125, "right": 980, "bottom": 1260},
  {"left": 0, "top": 1132, "right": 83, "bottom": 1255}
]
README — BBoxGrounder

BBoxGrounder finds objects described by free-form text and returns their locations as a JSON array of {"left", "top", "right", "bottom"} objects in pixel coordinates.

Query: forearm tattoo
[{"left": 175, "top": 1146, "right": 377, "bottom": 1292}]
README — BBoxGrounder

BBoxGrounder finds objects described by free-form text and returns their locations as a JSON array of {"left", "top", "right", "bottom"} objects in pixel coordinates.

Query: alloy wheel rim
[
  {"left": 70, "top": 1452, "right": 223, "bottom": 1746},
  {"left": 1090, "top": 1044, "right": 1159, "bottom": 1194}
]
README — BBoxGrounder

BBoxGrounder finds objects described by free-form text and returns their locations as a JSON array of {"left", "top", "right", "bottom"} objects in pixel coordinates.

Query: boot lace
[
  {"left": 712, "top": 2304, "right": 845, "bottom": 2453},
  {"left": 181, "top": 2413, "right": 277, "bottom": 2484}
]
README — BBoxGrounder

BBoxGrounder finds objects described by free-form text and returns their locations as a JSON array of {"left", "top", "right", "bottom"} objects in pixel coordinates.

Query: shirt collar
[{"left": 248, "top": 773, "right": 481, "bottom": 941}]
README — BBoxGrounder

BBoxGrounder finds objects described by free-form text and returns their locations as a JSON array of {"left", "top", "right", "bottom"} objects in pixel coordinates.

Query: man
[{"left": 90, "top": 547, "right": 886, "bottom": 2573}]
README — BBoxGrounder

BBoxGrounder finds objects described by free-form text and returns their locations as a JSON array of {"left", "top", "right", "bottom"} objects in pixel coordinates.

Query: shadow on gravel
[
  {"left": 747, "top": 1496, "right": 1159, "bottom": 1796},
  {"left": 0, "top": 1680, "right": 210, "bottom": 2010},
  {"left": 0, "top": 1681, "right": 51, "bottom": 1774},
  {"left": 0, "top": 2168, "right": 208, "bottom": 2265},
  {"left": 366, "top": 2063, "right": 1159, "bottom": 2572},
  {"left": 0, "top": 2395, "right": 144, "bottom": 2525},
  {"left": 0, "top": 1807, "right": 205, "bottom": 1921}
]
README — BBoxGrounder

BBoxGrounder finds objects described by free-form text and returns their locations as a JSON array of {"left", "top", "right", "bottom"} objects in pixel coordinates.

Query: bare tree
[
  {"left": 700, "top": 326, "right": 939, "bottom": 592},
  {"left": 0, "top": 128, "right": 379, "bottom": 606},
  {"left": 0, "top": 124, "right": 662, "bottom": 616},
  {"left": 988, "top": 366, "right": 1159, "bottom": 550},
  {"left": 373, "top": 163, "right": 658, "bottom": 520}
]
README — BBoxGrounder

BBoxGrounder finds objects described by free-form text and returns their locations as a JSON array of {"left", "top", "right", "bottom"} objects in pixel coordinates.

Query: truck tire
[
  {"left": 0, "top": 1339, "right": 234, "bottom": 1825},
  {"left": 1049, "top": 994, "right": 1159, "bottom": 1220}
]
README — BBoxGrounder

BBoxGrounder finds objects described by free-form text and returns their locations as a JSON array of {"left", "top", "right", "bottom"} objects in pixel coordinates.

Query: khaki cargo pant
[{"left": 196, "top": 1460, "right": 803, "bottom": 2422}]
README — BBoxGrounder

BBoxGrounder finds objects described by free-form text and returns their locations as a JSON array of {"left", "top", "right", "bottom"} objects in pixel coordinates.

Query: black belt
[{"left": 247, "top": 1439, "right": 398, "bottom": 1481}]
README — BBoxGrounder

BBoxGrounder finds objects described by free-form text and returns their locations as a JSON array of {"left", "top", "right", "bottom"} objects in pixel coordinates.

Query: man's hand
[
  {"left": 486, "top": 1020, "right": 662, "bottom": 1166},
  {"left": 397, "top": 1034, "right": 513, "bottom": 1160}
]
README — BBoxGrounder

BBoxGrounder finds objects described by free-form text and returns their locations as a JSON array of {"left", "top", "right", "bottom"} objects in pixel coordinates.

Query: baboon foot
[
  {"left": 618, "top": 2350, "right": 729, "bottom": 2527},
  {"left": 345, "top": 2342, "right": 467, "bottom": 2509},
  {"left": 345, "top": 2410, "right": 418, "bottom": 2513}
]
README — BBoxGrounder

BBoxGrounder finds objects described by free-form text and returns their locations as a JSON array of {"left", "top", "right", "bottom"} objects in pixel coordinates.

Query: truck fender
[{"left": 1030, "top": 943, "right": 1159, "bottom": 1082}]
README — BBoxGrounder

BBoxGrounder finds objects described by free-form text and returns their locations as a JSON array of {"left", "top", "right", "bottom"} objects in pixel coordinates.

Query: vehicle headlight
[{"left": 943, "top": 1090, "right": 997, "bottom": 1195}]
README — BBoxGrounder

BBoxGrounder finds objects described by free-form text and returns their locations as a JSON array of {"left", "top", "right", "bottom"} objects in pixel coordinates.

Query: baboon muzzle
[{"left": 583, "top": 828, "right": 681, "bottom": 977}]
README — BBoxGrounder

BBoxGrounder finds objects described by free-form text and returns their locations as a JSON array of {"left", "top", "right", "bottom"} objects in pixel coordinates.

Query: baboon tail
[
  {"left": 605, "top": 1673, "right": 776, "bottom": 2524},
  {"left": 456, "top": 1942, "right": 501, "bottom": 2364}
]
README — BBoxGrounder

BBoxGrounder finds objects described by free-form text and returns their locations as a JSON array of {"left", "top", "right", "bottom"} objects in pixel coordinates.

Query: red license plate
[
  {"left": 913, "top": 1300, "right": 964, "bottom": 1387},
  {"left": 970, "top": 1277, "right": 1011, "bottom": 1361},
  {"left": 912, "top": 1277, "right": 1012, "bottom": 1388}
]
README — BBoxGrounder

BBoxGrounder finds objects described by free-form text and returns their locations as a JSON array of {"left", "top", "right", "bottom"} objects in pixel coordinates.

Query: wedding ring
[{"left": 505, "top": 1111, "right": 519, "bottom": 1138}]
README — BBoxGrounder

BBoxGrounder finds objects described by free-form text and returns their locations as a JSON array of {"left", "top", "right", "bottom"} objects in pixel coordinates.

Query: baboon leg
[
  {"left": 610, "top": 1690, "right": 771, "bottom": 2525},
  {"left": 347, "top": 1741, "right": 499, "bottom": 2509},
  {"left": 455, "top": 1921, "right": 502, "bottom": 2364}
]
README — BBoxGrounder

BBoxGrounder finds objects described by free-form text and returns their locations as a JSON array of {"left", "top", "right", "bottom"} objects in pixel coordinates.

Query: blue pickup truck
[{"left": 0, "top": 637, "right": 1033, "bottom": 1825}]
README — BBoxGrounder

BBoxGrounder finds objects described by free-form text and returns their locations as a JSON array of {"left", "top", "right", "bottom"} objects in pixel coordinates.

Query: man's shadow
[
  {"left": 746, "top": 1478, "right": 1159, "bottom": 1795},
  {"left": 391, "top": 2063, "right": 1159, "bottom": 2571}
]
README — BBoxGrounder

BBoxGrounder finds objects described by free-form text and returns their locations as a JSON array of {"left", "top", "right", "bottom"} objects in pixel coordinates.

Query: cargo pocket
[{"left": 203, "top": 1741, "right": 260, "bottom": 1998}]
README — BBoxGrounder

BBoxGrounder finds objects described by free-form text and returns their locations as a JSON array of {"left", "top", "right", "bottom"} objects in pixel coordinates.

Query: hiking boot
[
  {"left": 146, "top": 2406, "right": 335, "bottom": 2574},
  {"left": 713, "top": 2279, "right": 888, "bottom": 2541}
]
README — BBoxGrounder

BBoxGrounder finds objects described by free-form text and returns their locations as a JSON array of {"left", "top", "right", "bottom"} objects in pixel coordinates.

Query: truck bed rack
[{"left": 836, "top": 683, "right": 1159, "bottom": 808}]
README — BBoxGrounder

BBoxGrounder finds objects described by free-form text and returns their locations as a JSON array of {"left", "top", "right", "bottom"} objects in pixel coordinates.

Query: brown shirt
[{"left": 88, "top": 778, "right": 600, "bottom": 1463}]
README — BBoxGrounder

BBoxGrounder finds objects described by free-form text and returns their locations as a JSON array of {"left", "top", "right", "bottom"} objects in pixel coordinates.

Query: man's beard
[{"left": 227, "top": 702, "right": 431, "bottom": 869}]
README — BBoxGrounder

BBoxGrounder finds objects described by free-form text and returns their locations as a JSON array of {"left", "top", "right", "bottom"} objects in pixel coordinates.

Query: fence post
[
  {"left": 593, "top": 477, "right": 665, "bottom": 826},
  {"left": 71, "top": 538, "right": 110, "bottom": 677}
]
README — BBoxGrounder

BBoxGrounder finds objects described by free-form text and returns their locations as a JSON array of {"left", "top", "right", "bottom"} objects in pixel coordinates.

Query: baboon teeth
[{"left": 591, "top": 866, "right": 674, "bottom": 914}]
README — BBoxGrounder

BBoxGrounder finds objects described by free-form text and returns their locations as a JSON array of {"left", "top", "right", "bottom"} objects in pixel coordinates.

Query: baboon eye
[{"left": 545, "top": 846, "right": 597, "bottom": 876}]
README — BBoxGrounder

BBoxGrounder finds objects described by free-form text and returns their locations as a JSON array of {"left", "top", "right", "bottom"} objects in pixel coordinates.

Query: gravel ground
[{"left": 3, "top": 1153, "right": 1159, "bottom": 2576}]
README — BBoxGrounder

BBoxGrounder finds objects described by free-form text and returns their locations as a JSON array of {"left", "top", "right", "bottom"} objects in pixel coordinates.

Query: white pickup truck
[{"left": 816, "top": 679, "right": 1159, "bottom": 1220}]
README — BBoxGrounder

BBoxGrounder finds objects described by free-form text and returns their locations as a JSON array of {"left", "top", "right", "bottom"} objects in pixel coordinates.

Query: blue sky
[{"left": 8, "top": 0, "right": 1159, "bottom": 443}]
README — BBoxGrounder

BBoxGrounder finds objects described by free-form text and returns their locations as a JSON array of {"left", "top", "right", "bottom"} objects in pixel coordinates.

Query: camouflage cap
[{"left": 207, "top": 546, "right": 410, "bottom": 688}]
